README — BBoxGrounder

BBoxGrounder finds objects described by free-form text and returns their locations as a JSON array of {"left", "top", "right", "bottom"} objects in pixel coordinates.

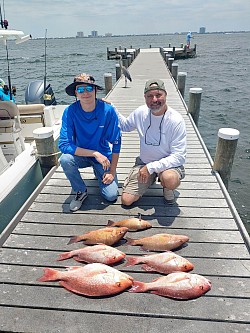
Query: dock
[
  {"left": 0, "top": 48, "right": 249, "bottom": 332},
  {"left": 107, "top": 44, "right": 196, "bottom": 60}
]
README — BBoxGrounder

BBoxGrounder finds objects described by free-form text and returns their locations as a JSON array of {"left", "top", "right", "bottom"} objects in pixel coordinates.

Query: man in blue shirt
[
  {"left": 59, "top": 73, "right": 121, "bottom": 211},
  {"left": 186, "top": 31, "right": 192, "bottom": 48},
  {"left": 0, "top": 79, "right": 16, "bottom": 103}
]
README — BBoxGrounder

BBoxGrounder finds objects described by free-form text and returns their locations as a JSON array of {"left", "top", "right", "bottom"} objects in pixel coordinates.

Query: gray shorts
[{"left": 122, "top": 156, "right": 185, "bottom": 197}]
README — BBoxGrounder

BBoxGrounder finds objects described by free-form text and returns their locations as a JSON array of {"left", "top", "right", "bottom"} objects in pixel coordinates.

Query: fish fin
[
  {"left": 129, "top": 280, "right": 147, "bottom": 293},
  {"left": 37, "top": 268, "right": 59, "bottom": 282},
  {"left": 124, "top": 256, "right": 140, "bottom": 267},
  {"left": 73, "top": 256, "right": 87, "bottom": 263},
  {"left": 140, "top": 245, "right": 150, "bottom": 252},
  {"left": 125, "top": 237, "right": 136, "bottom": 246},
  {"left": 67, "top": 235, "right": 81, "bottom": 245},
  {"left": 65, "top": 266, "right": 82, "bottom": 271},
  {"left": 57, "top": 252, "right": 72, "bottom": 261},
  {"left": 141, "top": 264, "right": 155, "bottom": 272},
  {"left": 107, "top": 220, "right": 115, "bottom": 227},
  {"left": 59, "top": 281, "right": 84, "bottom": 295}
]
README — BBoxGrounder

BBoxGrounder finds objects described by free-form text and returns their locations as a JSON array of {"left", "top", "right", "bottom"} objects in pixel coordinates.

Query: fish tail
[
  {"left": 124, "top": 256, "right": 140, "bottom": 267},
  {"left": 125, "top": 237, "right": 136, "bottom": 246},
  {"left": 107, "top": 220, "right": 115, "bottom": 227},
  {"left": 57, "top": 252, "right": 72, "bottom": 261},
  {"left": 37, "top": 268, "right": 59, "bottom": 282},
  {"left": 129, "top": 281, "right": 147, "bottom": 293},
  {"left": 67, "top": 236, "right": 81, "bottom": 245}
]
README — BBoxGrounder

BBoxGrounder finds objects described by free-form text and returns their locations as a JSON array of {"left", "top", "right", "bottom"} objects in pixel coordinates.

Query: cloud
[{"left": 4, "top": 0, "right": 250, "bottom": 38}]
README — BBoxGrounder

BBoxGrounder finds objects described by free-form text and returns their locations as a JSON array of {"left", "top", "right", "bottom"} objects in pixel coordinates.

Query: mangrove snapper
[
  {"left": 126, "top": 233, "right": 189, "bottom": 251},
  {"left": 107, "top": 216, "right": 152, "bottom": 231},
  {"left": 68, "top": 227, "right": 128, "bottom": 246}
]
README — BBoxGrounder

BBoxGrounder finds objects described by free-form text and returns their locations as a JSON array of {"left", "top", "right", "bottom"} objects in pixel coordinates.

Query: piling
[
  {"left": 127, "top": 54, "right": 132, "bottom": 67},
  {"left": 168, "top": 57, "right": 174, "bottom": 72},
  {"left": 187, "top": 88, "right": 203, "bottom": 125},
  {"left": 33, "top": 127, "right": 58, "bottom": 177},
  {"left": 213, "top": 128, "right": 240, "bottom": 188},
  {"left": 104, "top": 73, "right": 113, "bottom": 94},
  {"left": 177, "top": 72, "right": 187, "bottom": 97},
  {"left": 171, "top": 63, "right": 178, "bottom": 82},
  {"left": 116, "top": 63, "right": 121, "bottom": 81}
]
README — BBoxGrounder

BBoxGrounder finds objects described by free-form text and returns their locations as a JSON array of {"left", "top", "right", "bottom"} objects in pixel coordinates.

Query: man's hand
[
  {"left": 138, "top": 165, "right": 150, "bottom": 183},
  {"left": 102, "top": 172, "right": 114, "bottom": 184},
  {"left": 93, "top": 152, "right": 110, "bottom": 170}
]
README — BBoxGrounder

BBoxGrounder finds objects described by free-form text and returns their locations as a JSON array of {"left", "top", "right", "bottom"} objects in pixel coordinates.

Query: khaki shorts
[{"left": 122, "top": 156, "right": 185, "bottom": 197}]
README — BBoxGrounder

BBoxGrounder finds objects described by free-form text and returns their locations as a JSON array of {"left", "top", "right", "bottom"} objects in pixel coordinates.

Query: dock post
[
  {"left": 33, "top": 127, "right": 58, "bottom": 177},
  {"left": 164, "top": 53, "right": 170, "bottom": 66},
  {"left": 127, "top": 54, "right": 132, "bottom": 67},
  {"left": 172, "top": 63, "right": 178, "bottom": 82},
  {"left": 168, "top": 57, "right": 174, "bottom": 72},
  {"left": 213, "top": 128, "right": 240, "bottom": 188},
  {"left": 177, "top": 72, "right": 187, "bottom": 97},
  {"left": 188, "top": 88, "right": 203, "bottom": 125},
  {"left": 116, "top": 63, "right": 121, "bottom": 81},
  {"left": 172, "top": 47, "right": 176, "bottom": 59},
  {"left": 104, "top": 73, "right": 112, "bottom": 94}
]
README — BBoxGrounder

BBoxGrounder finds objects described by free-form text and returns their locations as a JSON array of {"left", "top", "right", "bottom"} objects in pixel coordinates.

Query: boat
[{"left": 0, "top": 26, "right": 65, "bottom": 233}]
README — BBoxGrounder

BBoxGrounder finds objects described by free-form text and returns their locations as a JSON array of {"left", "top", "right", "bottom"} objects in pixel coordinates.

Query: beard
[{"left": 150, "top": 102, "right": 164, "bottom": 115}]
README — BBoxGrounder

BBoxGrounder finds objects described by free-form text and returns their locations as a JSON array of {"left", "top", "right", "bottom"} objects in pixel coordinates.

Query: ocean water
[{"left": 1, "top": 32, "right": 249, "bottom": 233}]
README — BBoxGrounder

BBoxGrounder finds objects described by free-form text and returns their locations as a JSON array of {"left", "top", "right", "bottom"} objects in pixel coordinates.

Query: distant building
[
  {"left": 105, "top": 32, "right": 112, "bottom": 37},
  {"left": 91, "top": 30, "right": 98, "bottom": 37},
  {"left": 199, "top": 27, "right": 206, "bottom": 34},
  {"left": 76, "top": 31, "right": 84, "bottom": 38}
]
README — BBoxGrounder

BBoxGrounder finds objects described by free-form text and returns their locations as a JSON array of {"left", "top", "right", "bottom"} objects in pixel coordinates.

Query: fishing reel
[{"left": 3, "top": 84, "right": 16, "bottom": 96}]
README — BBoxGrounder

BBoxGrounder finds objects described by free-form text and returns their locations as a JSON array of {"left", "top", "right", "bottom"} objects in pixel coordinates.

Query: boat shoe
[{"left": 70, "top": 190, "right": 88, "bottom": 211}]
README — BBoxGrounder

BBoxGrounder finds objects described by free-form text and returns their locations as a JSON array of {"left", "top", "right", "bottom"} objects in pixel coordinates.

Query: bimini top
[{"left": 0, "top": 29, "right": 31, "bottom": 44}]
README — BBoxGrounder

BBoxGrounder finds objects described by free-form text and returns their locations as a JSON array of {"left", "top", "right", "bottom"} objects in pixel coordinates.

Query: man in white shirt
[{"left": 116, "top": 79, "right": 186, "bottom": 206}]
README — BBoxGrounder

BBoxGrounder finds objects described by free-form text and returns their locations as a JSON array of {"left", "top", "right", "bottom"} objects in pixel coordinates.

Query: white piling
[
  {"left": 188, "top": 88, "right": 203, "bottom": 125},
  {"left": 104, "top": 73, "right": 112, "bottom": 94},
  {"left": 171, "top": 63, "right": 178, "bottom": 82},
  {"left": 213, "top": 128, "right": 240, "bottom": 188},
  {"left": 177, "top": 72, "right": 187, "bottom": 97}
]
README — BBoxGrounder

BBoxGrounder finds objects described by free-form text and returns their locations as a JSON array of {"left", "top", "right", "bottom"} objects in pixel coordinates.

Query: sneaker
[
  {"left": 70, "top": 191, "right": 88, "bottom": 211},
  {"left": 163, "top": 188, "right": 176, "bottom": 205}
]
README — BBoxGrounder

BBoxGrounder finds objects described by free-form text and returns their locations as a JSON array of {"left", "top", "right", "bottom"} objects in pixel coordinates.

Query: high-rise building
[
  {"left": 76, "top": 31, "right": 84, "bottom": 38},
  {"left": 199, "top": 27, "right": 206, "bottom": 34},
  {"left": 91, "top": 30, "right": 98, "bottom": 37}
]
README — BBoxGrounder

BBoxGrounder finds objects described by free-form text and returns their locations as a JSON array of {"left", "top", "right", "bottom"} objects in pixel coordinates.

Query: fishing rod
[
  {"left": 0, "top": 3, "right": 3, "bottom": 28},
  {"left": 5, "top": 41, "right": 13, "bottom": 101},
  {"left": 43, "top": 28, "right": 47, "bottom": 97}
]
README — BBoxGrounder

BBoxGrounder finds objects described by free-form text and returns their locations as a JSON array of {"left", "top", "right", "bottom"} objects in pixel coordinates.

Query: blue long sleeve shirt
[{"left": 59, "top": 99, "right": 121, "bottom": 160}]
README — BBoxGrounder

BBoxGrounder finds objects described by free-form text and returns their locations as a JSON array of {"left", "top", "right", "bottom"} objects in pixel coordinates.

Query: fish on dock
[
  {"left": 57, "top": 244, "right": 126, "bottom": 265},
  {"left": 107, "top": 216, "right": 152, "bottom": 231},
  {"left": 68, "top": 227, "right": 129, "bottom": 246},
  {"left": 37, "top": 263, "right": 134, "bottom": 297},
  {"left": 129, "top": 272, "right": 211, "bottom": 300},
  {"left": 126, "top": 233, "right": 189, "bottom": 251},
  {"left": 125, "top": 251, "right": 194, "bottom": 274}
]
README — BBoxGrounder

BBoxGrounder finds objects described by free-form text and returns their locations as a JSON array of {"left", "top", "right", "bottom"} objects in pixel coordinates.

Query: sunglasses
[{"left": 76, "top": 85, "right": 94, "bottom": 93}]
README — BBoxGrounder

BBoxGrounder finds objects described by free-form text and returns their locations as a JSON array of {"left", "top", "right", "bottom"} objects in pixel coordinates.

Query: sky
[{"left": 2, "top": 0, "right": 250, "bottom": 38}]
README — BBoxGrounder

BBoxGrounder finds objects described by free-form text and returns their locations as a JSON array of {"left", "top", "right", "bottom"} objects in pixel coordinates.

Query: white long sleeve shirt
[{"left": 116, "top": 105, "right": 186, "bottom": 174}]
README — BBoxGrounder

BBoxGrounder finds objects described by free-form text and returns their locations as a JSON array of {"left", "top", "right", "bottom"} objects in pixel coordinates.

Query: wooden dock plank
[{"left": 0, "top": 48, "right": 249, "bottom": 332}]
